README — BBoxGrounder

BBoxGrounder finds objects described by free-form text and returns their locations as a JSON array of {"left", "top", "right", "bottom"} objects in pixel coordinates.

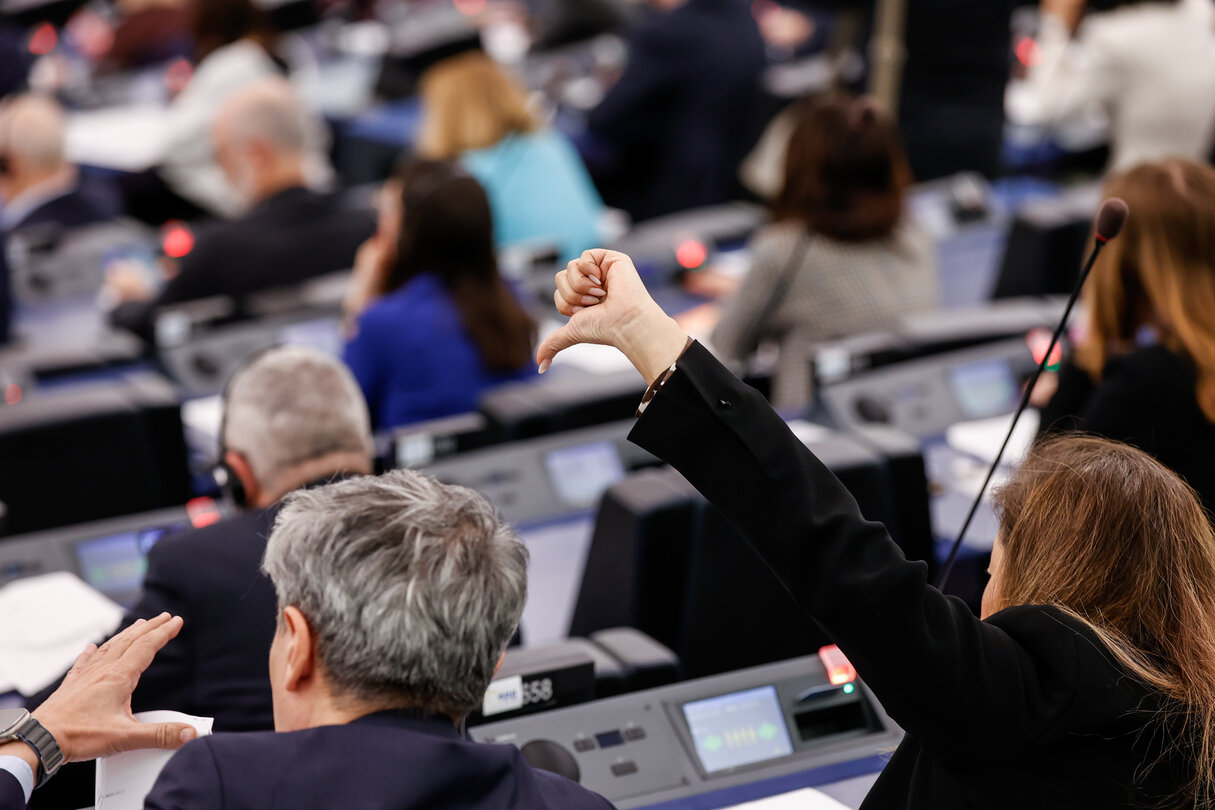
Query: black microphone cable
[{"left": 934, "top": 198, "right": 1130, "bottom": 590}]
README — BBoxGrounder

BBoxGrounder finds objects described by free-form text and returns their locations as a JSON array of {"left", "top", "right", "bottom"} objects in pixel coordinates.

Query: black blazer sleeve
[
  {"left": 628, "top": 342, "right": 1081, "bottom": 767},
  {"left": 0, "top": 768, "right": 25, "bottom": 810},
  {"left": 124, "top": 540, "right": 195, "bottom": 715}
]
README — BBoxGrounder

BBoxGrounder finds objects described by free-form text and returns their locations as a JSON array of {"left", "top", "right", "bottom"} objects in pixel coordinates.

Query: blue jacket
[
  {"left": 344, "top": 274, "right": 537, "bottom": 430},
  {"left": 144, "top": 710, "right": 613, "bottom": 810},
  {"left": 462, "top": 130, "right": 604, "bottom": 264}
]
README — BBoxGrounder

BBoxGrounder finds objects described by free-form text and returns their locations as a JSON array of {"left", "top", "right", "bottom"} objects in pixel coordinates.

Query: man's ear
[
  {"left": 493, "top": 651, "right": 506, "bottom": 678},
  {"left": 224, "top": 449, "right": 263, "bottom": 507},
  {"left": 282, "top": 606, "right": 316, "bottom": 693}
]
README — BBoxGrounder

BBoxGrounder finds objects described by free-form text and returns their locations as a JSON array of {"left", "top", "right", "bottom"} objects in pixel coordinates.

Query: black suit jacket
[
  {"left": 586, "top": 0, "right": 766, "bottom": 220},
  {"left": 0, "top": 179, "right": 122, "bottom": 343},
  {"left": 629, "top": 342, "right": 1186, "bottom": 809},
  {"left": 120, "top": 505, "right": 281, "bottom": 732},
  {"left": 112, "top": 187, "right": 374, "bottom": 341},
  {"left": 0, "top": 769, "right": 22, "bottom": 810},
  {"left": 1042, "top": 345, "right": 1215, "bottom": 517},
  {"left": 144, "top": 710, "right": 613, "bottom": 810}
]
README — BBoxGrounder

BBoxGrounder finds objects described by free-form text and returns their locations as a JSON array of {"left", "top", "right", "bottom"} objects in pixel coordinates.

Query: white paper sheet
[
  {"left": 0, "top": 572, "right": 124, "bottom": 695},
  {"left": 66, "top": 106, "right": 170, "bottom": 173},
  {"left": 95, "top": 712, "right": 214, "bottom": 810},
  {"left": 724, "top": 787, "right": 852, "bottom": 810},
  {"left": 945, "top": 410, "right": 1041, "bottom": 469}
]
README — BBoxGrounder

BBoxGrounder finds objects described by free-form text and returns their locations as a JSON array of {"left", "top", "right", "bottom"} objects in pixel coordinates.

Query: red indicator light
[
  {"left": 164, "top": 59, "right": 194, "bottom": 93},
  {"left": 4, "top": 384, "right": 21, "bottom": 405},
  {"left": 676, "top": 239, "right": 708, "bottom": 270},
  {"left": 187, "top": 497, "right": 222, "bottom": 528},
  {"left": 818, "top": 644, "right": 857, "bottom": 686},
  {"left": 161, "top": 221, "right": 195, "bottom": 259},
  {"left": 1015, "top": 36, "right": 1040, "bottom": 68},
  {"left": 1027, "top": 328, "right": 1063, "bottom": 372},
  {"left": 27, "top": 23, "right": 57, "bottom": 56}
]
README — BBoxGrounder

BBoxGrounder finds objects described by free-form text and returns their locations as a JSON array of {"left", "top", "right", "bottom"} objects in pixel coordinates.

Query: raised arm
[{"left": 538, "top": 251, "right": 1082, "bottom": 766}]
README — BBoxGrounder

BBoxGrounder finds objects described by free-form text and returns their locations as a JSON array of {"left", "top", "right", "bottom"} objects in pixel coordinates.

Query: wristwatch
[{"left": 0, "top": 708, "right": 64, "bottom": 787}]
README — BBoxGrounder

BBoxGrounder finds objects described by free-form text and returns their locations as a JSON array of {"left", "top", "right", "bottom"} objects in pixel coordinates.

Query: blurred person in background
[
  {"left": 108, "top": 78, "right": 373, "bottom": 342},
  {"left": 711, "top": 94, "right": 938, "bottom": 413},
  {"left": 0, "top": 94, "right": 122, "bottom": 343},
  {"left": 584, "top": 0, "right": 767, "bottom": 221},
  {"left": 417, "top": 51, "right": 604, "bottom": 264},
  {"left": 1040, "top": 159, "right": 1215, "bottom": 514},
  {"left": 123, "top": 0, "right": 325, "bottom": 223},
  {"left": 103, "top": 0, "right": 192, "bottom": 72},
  {"left": 1011, "top": 0, "right": 1215, "bottom": 171},
  {"left": 343, "top": 160, "right": 537, "bottom": 430}
]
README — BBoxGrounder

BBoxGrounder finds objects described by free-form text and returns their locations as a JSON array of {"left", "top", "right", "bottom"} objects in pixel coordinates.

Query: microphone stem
[{"left": 935, "top": 238, "right": 1109, "bottom": 590}]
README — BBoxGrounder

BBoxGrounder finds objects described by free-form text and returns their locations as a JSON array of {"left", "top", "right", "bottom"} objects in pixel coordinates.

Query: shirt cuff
[
  {"left": 635, "top": 337, "right": 695, "bottom": 418},
  {"left": 0, "top": 755, "right": 35, "bottom": 803}
]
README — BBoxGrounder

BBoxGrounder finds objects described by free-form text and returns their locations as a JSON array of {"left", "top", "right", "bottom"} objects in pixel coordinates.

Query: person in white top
[
  {"left": 157, "top": 0, "right": 331, "bottom": 218},
  {"left": 1011, "top": 0, "right": 1215, "bottom": 171}
]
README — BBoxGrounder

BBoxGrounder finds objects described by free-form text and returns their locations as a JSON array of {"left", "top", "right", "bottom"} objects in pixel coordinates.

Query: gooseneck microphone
[{"left": 935, "top": 198, "right": 1130, "bottom": 590}]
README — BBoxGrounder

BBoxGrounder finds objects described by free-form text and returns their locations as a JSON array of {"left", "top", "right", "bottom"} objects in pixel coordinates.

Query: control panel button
[
  {"left": 611, "top": 761, "right": 639, "bottom": 777},
  {"left": 623, "top": 727, "right": 646, "bottom": 741},
  {"left": 595, "top": 730, "right": 625, "bottom": 748},
  {"left": 573, "top": 738, "right": 595, "bottom": 752}
]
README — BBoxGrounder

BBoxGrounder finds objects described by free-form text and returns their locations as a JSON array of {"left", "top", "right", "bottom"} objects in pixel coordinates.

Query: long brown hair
[
  {"left": 992, "top": 435, "right": 1215, "bottom": 805},
  {"left": 416, "top": 52, "right": 540, "bottom": 161},
  {"left": 382, "top": 159, "right": 535, "bottom": 373},
  {"left": 772, "top": 93, "right": 912, "bottom": 242},
  {"left": 1076, "top": 159, "right": 1215, "bottom": 422}
]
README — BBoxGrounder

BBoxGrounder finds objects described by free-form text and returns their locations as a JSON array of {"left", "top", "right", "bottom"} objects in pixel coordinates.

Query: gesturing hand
[
  {"left": 33, "top": 614, "right": 197, "bottom": 763},
  {"left": 536, "top": 249, "right": 689, "bottom": 385}
]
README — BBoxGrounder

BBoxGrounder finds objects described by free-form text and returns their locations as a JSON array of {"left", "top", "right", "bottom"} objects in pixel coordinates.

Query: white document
[
  {"left": 0, "top": 572, "right": 124, "bottom": 695},
  {"left": 945, "top": 410, "right": 1041, "bottom": 469},
  {"left": 95, "top": 712, "right": 214, "bottom": 810},
  {"left": 66, "top": 106, "right": 170, "bottom": 173},
  {"left": 724, "top": 787, "right": 852, "bottom": 810}
]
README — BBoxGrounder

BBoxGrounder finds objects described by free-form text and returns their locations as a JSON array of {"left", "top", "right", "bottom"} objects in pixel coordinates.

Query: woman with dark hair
[
  {"left": 1010, "top": 0, "right": 1215, "bottom": 170},
  {"left": 540, "top": 248, "right": 1215, "bottom": 808},
  {"left": 711, "top": 93, "right": 938, "bottom": 412},
  {"left": 1039, "top": 158, "right": 1215, "bottom": 512},
  {"left": 343, "top": 160, "right": 537, "bottom": 430}
]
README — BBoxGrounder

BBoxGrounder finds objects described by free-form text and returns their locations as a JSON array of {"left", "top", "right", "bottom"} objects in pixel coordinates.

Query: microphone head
[{"left": 1095, "top": 198, "right": 1130, "bottom": 243}]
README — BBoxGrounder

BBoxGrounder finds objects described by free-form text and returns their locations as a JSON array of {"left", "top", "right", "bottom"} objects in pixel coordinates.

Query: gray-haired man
[
  {"left": 31, "top": 346, "right": 375, "bottom": 738},
  {"left": 143, "top": 470, "right": 614, "bottom": 810}
]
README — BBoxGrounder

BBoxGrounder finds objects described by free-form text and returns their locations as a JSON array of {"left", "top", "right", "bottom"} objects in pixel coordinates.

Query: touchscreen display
[
  {"left": 948, "top": 358, "right": 1019, "bottom": 420},
  {"left": 682, "top": 685, "right": 794, "bottom": 774},
  {"left": 75, "top": 525, "right": 185, "bottom": 608},
  {"left": 543, "top": 441, "right": 626, "bottom": 508}
]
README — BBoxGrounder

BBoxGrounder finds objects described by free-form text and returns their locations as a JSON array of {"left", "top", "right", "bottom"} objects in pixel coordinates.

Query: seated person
[
  {"left": 711, "top": 94, "right": 939, "bottom": 413},
  {"left": 584, "top": 0, "right": 767, "bottom": 220},
  {"left": 417, "top": 51, "right": 604, "bottom": 264},
  {"left": 2, "top": 615, "right": 198, "bottom": 810},
  {"left": 30, "top": 346, "right": 374, "bottom": 735},
  {"left": 1040, "top": 158, "right": 1215, "bottom": 514},
  {"left": 143, "top": 470, "right": 611, "bottom": 810},
  {"left": 343, "top": 160, "right": 537, "bottom": 430},
  {"left": 108, "top": 79, "right": 374, "bottom": 342},
  {"left": 0, "top": 94, "right": 122, "bottom": 342}
]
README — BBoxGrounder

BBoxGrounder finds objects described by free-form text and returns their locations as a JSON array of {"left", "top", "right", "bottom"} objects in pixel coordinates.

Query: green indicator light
[{"left": 842, "top": 683, "right": 855, "bottom": 694}]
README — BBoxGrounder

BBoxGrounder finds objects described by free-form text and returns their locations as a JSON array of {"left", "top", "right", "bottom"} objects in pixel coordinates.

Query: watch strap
[{"left": 14, "top": 716, "right": 63, "bottom": 787}]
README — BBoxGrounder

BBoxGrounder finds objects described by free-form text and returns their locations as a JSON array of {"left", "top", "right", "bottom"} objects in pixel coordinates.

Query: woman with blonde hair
[
  {"left": 417, "top": 52, "right": 604, "bottom": 263},
  {"left": 539, "top": 247, "right": 1215, "bottom": 807},
  {"left": 1041, "top": 158, "right": 1215, "bottom": 513}
]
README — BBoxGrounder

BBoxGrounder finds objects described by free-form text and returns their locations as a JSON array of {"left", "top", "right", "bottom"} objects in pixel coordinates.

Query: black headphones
[{"left": 213, "top": 347, "right": 279, "bottom": 509}]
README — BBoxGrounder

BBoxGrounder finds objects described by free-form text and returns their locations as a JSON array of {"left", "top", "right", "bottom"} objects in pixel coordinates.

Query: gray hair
[
  {"left": 0, "top": 94, "right": 66, "bottom": 172},
  {"left": 216, "top": 78, "right": 311, "bottom": 155},
  {"left": 262, "top": 469, "right": 529, "bottom": 717},
  {"left": 223, "top": 346, "right": 372, "bottom": 487}
]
